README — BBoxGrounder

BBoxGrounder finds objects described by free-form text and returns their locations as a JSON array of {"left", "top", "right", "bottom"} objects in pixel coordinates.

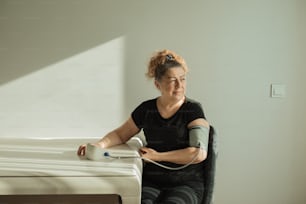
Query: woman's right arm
[{"left": 77, "top": 117, "right": 140, "bottom": 156}]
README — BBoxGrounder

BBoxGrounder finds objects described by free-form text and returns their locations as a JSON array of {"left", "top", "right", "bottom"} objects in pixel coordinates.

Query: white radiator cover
[{"left": 0, "top": 137, "right": 143, "bottom": 204}]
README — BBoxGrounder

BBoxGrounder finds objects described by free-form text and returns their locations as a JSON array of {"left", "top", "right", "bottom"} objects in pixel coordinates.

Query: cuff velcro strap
[{"left": 189, "top": 125, "right": 209, "bottom": 151}]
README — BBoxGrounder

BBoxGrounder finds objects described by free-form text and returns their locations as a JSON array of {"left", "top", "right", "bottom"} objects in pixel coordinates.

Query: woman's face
[{"left": 155, "top": 66, "right": 186, "bottom": 101}]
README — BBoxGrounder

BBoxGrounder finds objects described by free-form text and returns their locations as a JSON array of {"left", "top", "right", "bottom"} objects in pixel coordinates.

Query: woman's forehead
[{"left": 165, "top": 67, "right": 186, "bottom": 77}]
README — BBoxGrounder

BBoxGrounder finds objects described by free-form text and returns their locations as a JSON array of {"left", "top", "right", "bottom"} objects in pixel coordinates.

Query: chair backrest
[{"left": 201, "top": 125, "right": 218, "bottom": 204}]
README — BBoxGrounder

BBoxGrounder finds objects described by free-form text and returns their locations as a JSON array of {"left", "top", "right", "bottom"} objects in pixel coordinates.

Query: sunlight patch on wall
[{"left": 0, "top": 37, "right": 125, "bottom": 138}]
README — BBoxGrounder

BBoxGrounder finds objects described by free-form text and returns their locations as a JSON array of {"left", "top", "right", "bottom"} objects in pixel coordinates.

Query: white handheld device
[{"left": 85, "top": 143, "right": 107, "bottom": 161}]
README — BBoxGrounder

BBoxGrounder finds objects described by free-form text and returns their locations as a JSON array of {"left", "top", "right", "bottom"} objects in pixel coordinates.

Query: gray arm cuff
[{"left": 189, "top": 125, "right": 209, "bottom": 151}]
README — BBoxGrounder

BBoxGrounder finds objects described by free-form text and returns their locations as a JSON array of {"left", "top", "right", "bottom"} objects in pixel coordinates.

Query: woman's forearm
[
  {"left": 140, "top": 147, "right": 207, "bottom": 165},
  {"left": 96, "top": 130, "right": 124, "bottom": 148},
  {"left": 95, "top": 117, "right": 140, "bottom": 148},
  {"left": 159, "top": 147, "right": 207, "bottom": 164}
]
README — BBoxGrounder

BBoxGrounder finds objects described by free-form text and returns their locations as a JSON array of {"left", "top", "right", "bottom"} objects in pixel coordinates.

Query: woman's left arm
[{"left": 140, "top": 118, "right": 209, "bottom": 164}]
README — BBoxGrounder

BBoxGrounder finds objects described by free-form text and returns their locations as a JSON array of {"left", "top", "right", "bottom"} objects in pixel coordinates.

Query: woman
[{"left": 77, "top": 49, "right": 209, "bottom": 204}]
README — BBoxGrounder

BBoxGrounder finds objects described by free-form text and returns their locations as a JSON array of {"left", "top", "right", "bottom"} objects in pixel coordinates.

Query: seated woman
[{"left": 77, "top": 49, "right": 210, "bottom": 204}]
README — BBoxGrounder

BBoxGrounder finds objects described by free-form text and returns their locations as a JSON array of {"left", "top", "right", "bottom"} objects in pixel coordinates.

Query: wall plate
[{"left": 271, "top": 84, "right": 286, "bottom": 98}]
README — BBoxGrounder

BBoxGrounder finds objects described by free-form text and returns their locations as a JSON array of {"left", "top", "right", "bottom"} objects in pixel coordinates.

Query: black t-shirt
[{"left": 131, "top": 97, "right": 206, "bottom": 186}]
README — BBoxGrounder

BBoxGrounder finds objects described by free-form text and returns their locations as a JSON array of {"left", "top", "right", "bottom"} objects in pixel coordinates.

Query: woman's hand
[
  {"left": 139, "top": 147, "right": 160, "bottom": 162},
  {"left": 77, "top": 144, "right": 87, "bottom": 156}
]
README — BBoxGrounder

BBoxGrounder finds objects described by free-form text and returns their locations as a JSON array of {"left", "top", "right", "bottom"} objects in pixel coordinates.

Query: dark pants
[{"left": 141, "top": 181, "right": 204, "bottom": 204}]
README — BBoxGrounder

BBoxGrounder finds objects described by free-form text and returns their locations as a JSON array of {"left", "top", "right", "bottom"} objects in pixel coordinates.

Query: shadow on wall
[
  {"left": 0, "top": 1, "right": 141, "bottom": 138},
  {"left": 0, "top": 37, "right": 126, "bottom": 138},
  {"left": 0, "top": 1, "right": 142, "bottom": 85}
]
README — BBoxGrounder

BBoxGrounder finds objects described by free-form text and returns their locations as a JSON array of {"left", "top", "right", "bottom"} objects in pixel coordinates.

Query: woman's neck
[{"left": 157, "top": 96, "right": 185, "bottom": 109}]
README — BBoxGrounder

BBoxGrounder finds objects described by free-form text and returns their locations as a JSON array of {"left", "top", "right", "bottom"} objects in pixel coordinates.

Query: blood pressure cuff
[{"left": 189, "top": 125, "right": 209, "bottom": 151}]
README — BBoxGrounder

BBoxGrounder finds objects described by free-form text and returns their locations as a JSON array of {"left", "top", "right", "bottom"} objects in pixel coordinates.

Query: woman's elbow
[{"left": 194, "top": 149, "right": 207, "bottom": 164}]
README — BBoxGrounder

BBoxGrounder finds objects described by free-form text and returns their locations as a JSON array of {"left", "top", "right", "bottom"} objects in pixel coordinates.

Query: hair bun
[{"left": 146, "top": 49, "right": 188, "bottom": 80}]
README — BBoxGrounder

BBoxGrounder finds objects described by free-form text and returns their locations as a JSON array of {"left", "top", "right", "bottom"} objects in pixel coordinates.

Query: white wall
[
  {"left": 0, "top": 1, "right": 128, "bottom": 137},
  {"left": 0, "top": 37, "right": 125, "bottom": 138},
  {"left": 0, "top": 0, "right": 305, "bottom": 203}
]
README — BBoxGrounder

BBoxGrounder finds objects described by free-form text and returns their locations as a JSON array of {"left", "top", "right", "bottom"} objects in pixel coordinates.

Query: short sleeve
[
  {"left": 185, "top": 101, "right": 206, "bottom": 124},
  {"left": 131, "top": 102, "right": 146, "bottom": 129}
]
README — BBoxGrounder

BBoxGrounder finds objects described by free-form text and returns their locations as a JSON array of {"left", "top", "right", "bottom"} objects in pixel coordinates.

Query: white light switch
[{"left": 271, "top": 84, "right": 286, "bottom": 98}]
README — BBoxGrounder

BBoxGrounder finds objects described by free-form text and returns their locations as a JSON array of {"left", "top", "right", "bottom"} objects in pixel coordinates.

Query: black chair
[
  {"left": 201, "top": 125, "right": 218, "bottom": 204},
  {"left": 132, "top": 125, "right": 218, "bottom": 204}
]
